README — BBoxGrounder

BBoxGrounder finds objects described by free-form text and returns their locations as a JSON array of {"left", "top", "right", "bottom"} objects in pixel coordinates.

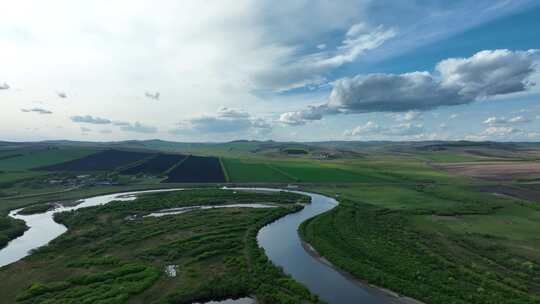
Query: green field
[
  {"left": 222, "top": 158, "right": 293, "bottom": 183},
  {"left": 303, "top": 184, "right": 540, "bottom": 304},
  {"left": 0, "top": 147, "right": 98, "bottom": 171}
]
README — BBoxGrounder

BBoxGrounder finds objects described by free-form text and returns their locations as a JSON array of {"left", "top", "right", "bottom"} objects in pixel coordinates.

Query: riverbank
[{"left": 300, "top": 240, "right": 424, "bottom": 304}]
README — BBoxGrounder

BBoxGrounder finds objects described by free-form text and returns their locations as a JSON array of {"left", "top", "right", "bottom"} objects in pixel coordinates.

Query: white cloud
[
  {"left": 21, "top": 107, "right": 52, "bottom": 114},
  {"left": 484, "top": 115, "right": 533, "bottom": 125},
  {"left": 467, "top": 125, "right": 526, "bottom": 141},
  {"left": 0, "top": 83, "right": 10, "bottom": 90},
  {"left": 344, "top": 121, "right": 381, "bottom": 136},
  {"left": 279, "top": 105, "right": 336, "bottom": 126},
  {"left": 437, "top": 49, "right": 538, "bottom": 97},
  {"left": 483, "top": 126, "right": 520, "bottom": 137},
  {"left": 508, "top": 115, "right": 532, "bottom": 123},
  {"left": 172, "top": 107, "right": 271, "bottom": 135},
  {"left": 71, "top": 115, "right": 111, "bottom": 124},
  {"left": 344, "top": 121, "right": 423, "bottom": 137},
  {"left": 392, "top": 111, "right": 423, "bottom": 122},
  {"left": 120, "top": 121, "right": 157, "bottom": 134},
  {"left": 330, "top": 50, "right": 537, "bottom": 112},
  {"left": 283, "top": 49, "right": 538, "bottom": 123},
  {"left": 252, "top": 23, "right": 396, "bottom": 92}
]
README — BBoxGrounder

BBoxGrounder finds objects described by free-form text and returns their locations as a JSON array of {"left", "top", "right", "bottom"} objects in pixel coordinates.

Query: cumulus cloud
[
  {"left": 254, "top": 23, "right": 396, "bottom": 92},
  {"left": 483, "top": 126, "right": 520, "bottom": 136},
  {"left": 71, "top": 117, "right": 156, "bottom": 133},
  {"left": 21, "top": 107, "right": 52, "bottom": 114},
  {"left": 344, "top": 121, "right": 423, "bottom": 137},
  {"left": 508, "top": 116, "right": 532, "bottom": 123},
  {"left": 344, "top": 121, "right": 381, "bottom": 136},
  {"left": 279, "top": 104, "right": 337, "bottom": 125},
  {"left": 484, "top": 115, "right": 533, "bottom": 125},
  {"left": 120, "top": 122, "right": 157, "bottom": 134},
  {"left": 56, "top": 91, "right": 67, "bottom": 98},
  {"left": 282, "top": 49, "right": 538, "bottom": 123},
  {"left": 391, "top": 111, "right": 423, "bottom": 122},
  {"left": 172, "top": 107, "right": 271, "bottom": 134},
  {"left": 0, "top": 83, "right": 9, "bottom": 90},
  {"left": 70, "top": 115, "right": 111, "bottom": 124},
  {"left": 467, "top": 125, "right": 527, "bottom": 141},
  {"left": 437, "top": 49, "right": 537, "bottom": 97}
]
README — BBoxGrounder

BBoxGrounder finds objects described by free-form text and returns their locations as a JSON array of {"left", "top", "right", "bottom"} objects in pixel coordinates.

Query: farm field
[
  {"left": 0, "top": 147, "right": 98, "bottom": 171},
  {"left": 36, "top": 150, "right": 154, "bottom": 172},
  {"left": 433, "top": 161, "right": 540, "bottom": 181},
  {"left": 120, "top": 154, "right": 187, "bottom": 175},
  {"left": 0, "top": 189, "right": 320, "bottom": 303},
  {"left": 222, "top": 158, "right": 293, "bottom": 183},
  {"left": 223, "top": 158, "right": 413, "bottom": 184},
  {"left": 164, "top": 155, "right": 226, "bottom": 183}
]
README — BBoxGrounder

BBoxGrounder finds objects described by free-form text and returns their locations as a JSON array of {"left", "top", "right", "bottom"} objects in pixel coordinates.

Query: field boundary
[
  {"left": 163, "top": 155, "right": 189, "bottom": 175},
  {"left": 266, "top": 164, "right": 299, "bottom": 182},
  {"left": 116, "top": 154, "right": 158, "bottom": 173},
  {"left": 219, "top": 157, "right": 230, "bottom": 182}
]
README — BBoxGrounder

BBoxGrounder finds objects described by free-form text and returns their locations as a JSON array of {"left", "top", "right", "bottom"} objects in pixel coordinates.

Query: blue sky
[{"left": 1, "top": 0, "right": 539, "bottom": 142}]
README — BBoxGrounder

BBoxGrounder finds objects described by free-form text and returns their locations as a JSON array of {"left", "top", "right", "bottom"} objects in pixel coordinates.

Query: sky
[{"left": 1, "top": 0, "right": 540, "bottom": 142}]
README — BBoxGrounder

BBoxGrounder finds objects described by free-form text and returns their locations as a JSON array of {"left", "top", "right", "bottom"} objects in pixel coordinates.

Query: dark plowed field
[
  {"left": 121, "top": 154, "right": 186, "bottom": 175},
  {"left": 164, "top": 155, "right": 226, "bottom": 183},
  {"left": 36, "top": 150, "right": 154, "bottom": 172}
]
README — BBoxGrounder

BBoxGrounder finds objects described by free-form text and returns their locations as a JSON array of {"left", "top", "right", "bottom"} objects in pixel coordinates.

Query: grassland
[
  {"left": 222, "top": 159, "right": 293, "bottom": 183},
  {"left": 0, "top": 189, "right": 321, "bottom": 303},
  {"left": 0, "top": 147, "right": 98, "bottom": 171},
  {"left": 1, "top": 140, "right": 540, "bottom": 303},
  {"left": 302, "top": 184, "right": 540, "bottom": 304},
  {"left": 0, "top": 216, "right": 26, "bottom": 249}
]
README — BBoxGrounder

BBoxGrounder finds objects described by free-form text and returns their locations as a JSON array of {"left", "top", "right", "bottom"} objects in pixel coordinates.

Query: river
[{"left": 0, "top": 187, "right": 401, "bottom": 303}]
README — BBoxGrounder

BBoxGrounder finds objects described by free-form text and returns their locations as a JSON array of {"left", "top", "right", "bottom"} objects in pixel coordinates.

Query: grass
[
  {"left": 222, "top": 159, "right": 293, "bottom": 183},
  {"left": 223, "top": 155, "right": 461, "bottom": 185},
  {"left": 224, "top": 158, "right": 406, "bottom": 184},
  {"left": 18, "top": 203, "right": 55, "bottom": 215},
  {"left": 0, "top": 147, "right": 98, "bottom": 171},
  {"left": 0, "top": 172, "right": 47, "bottom": 186},
  {"left": 0, "top": 216, "right": 26, "bottom": 248},
  {"left": 303, "top": 183, "right": 540, "bottom": 304},
  {"left": 0, "top": 189, "right": 321, "bottom": 303}
]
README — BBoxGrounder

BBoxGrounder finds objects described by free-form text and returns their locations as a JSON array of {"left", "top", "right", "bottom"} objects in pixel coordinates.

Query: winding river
[{"left": 0, "top": 187, "right": 400, "bottom": 304}]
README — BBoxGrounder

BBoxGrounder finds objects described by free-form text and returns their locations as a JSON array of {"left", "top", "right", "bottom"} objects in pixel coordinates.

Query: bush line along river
[{"left": 0, "top": 188, "right": 405, "bottom": 304}]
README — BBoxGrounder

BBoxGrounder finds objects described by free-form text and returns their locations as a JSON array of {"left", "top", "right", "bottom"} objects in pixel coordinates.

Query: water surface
[
  {"left": 250, "top": 188, "right": 398, "bottom": 304},
  {"left": 0, "top": 189, "right": 180, "bottom": 267},
  {"left": 1, "top": 187, "right": 402, "bottom": 304}
]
